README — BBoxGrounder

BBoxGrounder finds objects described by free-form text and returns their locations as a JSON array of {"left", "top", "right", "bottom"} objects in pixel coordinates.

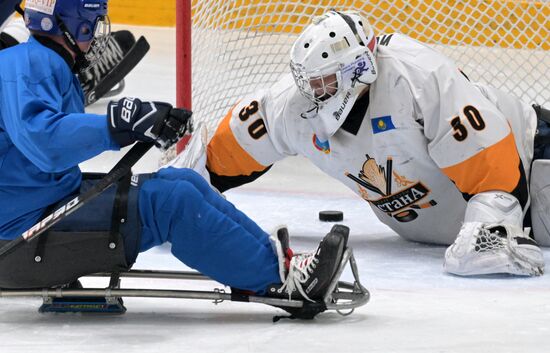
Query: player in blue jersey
[
  {"left": 0, "top": 0, "right": 148, "bottom": 106},
  {"left": 0, "top": 0, "right": 347, "bottom": 309}
]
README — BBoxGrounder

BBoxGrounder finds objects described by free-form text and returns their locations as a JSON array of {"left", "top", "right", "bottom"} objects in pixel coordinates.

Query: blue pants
[
  {"left": 138, "top": 167, "right": 280, "bottom": 293},
  {"left": 16, "top": 168, "right": 280, "bottom": 292}
]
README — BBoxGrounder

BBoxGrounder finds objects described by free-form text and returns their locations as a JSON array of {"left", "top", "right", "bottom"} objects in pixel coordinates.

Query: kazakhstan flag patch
[{"left": 371, "top": 116, "right": 396, "bottom": 134}]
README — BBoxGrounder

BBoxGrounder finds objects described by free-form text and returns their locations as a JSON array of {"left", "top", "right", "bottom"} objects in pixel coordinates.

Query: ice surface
[{"left": 1, "top": 26, "right": 550, "bottom": 353}]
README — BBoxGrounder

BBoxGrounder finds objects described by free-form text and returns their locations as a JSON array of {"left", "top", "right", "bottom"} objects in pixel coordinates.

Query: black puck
[
  {"left": 319, "top": 210, "right": 344, "bottom": 222},
  {"left": 393, "top": 209, "right": 418, "bottom": 223}
]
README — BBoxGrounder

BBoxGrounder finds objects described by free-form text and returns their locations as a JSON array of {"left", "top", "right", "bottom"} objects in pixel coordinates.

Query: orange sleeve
[
  {"left": 441, "top": 132, "right": 520, "bottom": 195},
  {"left": 206, "top": 109, "right": 269, "bottom": 177}
]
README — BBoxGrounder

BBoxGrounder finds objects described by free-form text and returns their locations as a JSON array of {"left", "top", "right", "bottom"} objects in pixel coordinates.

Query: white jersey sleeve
[{"left": 206, "top": 75, "right": 298, "bottom": 185}]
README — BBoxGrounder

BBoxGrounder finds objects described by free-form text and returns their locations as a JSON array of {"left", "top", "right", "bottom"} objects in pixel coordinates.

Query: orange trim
[
  {"left": 441, "top": 133, "right": 520, "bottom": 195},
  {"left": 206, "top": 109, "right": 268, "bottom": 177}
]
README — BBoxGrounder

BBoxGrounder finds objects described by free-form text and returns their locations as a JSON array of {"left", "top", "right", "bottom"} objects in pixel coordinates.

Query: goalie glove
[
  {"left": 107, "top": 97, "right": 193, "bottom": 149},
  {"left": 444, "top": 222, "right": 545, "bottom": 276}
]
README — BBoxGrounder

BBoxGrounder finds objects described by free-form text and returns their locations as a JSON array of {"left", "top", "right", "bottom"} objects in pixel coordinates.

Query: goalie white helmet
[{"left": 290, "top": 10, "right": 377, "bottom": 141}]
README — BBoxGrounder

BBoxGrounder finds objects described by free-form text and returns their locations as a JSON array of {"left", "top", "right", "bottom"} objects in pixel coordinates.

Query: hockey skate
[
  {"left": 0, "top": 226, "right": 369, "bottom": 320},
  {"left": 261, "top": 225, "right": 350, "bottom": 319},
  {"left": 79, "top": 30, "right": 150, "bottom": 106}
]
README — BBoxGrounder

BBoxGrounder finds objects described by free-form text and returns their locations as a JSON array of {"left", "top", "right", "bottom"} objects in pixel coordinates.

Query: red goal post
[{"left": 175, "top": 0, "right": 192, "bottom": 153}]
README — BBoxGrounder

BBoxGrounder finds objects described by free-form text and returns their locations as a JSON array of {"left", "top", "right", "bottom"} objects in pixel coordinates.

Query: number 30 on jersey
[{"left": 238, "top": 101, "right": 267, "bottom": 140}]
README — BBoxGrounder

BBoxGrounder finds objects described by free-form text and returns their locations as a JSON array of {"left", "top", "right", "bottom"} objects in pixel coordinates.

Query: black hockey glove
[{"left": 107, "top": 97, "right": 193, "bottom": 149}]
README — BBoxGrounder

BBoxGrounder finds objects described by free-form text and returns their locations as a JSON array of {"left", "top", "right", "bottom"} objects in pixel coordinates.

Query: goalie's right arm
[{"left": 204, "top": 92, "right": 289, "bottom": 192}]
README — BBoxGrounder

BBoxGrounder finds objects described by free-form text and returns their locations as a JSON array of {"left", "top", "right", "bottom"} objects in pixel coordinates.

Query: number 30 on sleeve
[{"left": 238, "top": 100, "right": 267, "bottom": 140}]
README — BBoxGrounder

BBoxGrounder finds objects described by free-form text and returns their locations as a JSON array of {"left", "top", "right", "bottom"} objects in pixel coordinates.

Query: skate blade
[
  {"left": 39, "top": 296, "right": 126, "bottom": 314},
  {"left": 323, "top": 248, "right": 370, "bottom": 313}
]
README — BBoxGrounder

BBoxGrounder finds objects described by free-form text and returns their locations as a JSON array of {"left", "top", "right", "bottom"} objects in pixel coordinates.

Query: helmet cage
[
  {"left": 291, "top": 49, "right": 373, "bottom": 107},
  {"left": 82, "top": 15, "right": 111, "bottom": 70},
  {"left": 289, "top": 11, "right": 377, "bottom": 108},
  {"left": 291, "top": 61, "right": 342, "bottom": 105}
]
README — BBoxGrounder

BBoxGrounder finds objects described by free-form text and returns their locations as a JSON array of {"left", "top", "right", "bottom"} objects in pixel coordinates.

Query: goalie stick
[
  {"left": 0, "top": 142, "right": 154, "bottom": 258},
  {"left": 85, "top": 36, "right": 151, "bottom": 106}
]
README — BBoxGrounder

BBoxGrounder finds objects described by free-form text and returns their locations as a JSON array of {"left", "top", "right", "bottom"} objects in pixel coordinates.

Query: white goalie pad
[
  {"left": 530, "top": 159, "right": 550, "bottom": 246},
  {"left": 444, "top": 222, "right": 544, "bottom": 276},
  {"left": 463, "top": 191, "right": 523, "bottom": 227}
]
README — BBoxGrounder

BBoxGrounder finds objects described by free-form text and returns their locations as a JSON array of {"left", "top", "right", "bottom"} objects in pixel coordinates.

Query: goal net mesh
[{"left": 182, "top": 0, "right": 549, "bottom": 146}]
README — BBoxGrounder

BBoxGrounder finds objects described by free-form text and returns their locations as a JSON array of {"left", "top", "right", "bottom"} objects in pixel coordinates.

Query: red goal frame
[{"left": 175, "top": 0, "right": 192, "bottom": 153}]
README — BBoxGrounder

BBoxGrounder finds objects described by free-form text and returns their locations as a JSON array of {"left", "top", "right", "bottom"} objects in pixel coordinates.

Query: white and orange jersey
[{"left": 206, "top": 33, "right": 538, "bottom": 245}]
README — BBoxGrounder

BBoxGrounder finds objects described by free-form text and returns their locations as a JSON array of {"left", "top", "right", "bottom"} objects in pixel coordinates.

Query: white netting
[{"left": 186, "top": 0, "right": 549, "bottom": 140}]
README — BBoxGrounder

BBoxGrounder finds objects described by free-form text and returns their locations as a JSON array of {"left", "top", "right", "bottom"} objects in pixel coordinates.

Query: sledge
[{"left": 0, "top": 248, "right": 369, "bottom": 320}]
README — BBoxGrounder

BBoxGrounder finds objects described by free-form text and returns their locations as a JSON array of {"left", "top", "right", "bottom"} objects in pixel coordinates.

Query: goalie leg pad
[
  {"left": 530, "top": 159, "right": 550, "bottom": 246},
  {"left": 444, "top": 222, "right": 544, "bottom": 276},
  {"left": 463, "top": 191, "right": 523, "bottom": 227}
]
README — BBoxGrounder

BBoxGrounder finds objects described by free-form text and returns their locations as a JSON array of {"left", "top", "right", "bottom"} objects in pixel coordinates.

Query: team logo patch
[
  {"left": 40, "top": 17, "right": 53, "bottom": 31},
  {"left": 345, "top": 155, "right": 437, "bottom": 222},
  {"left": 312, "top": 134, "right": 330, "bottom": 154},
  {"left": 371, "top": 116, "right": 395, "bottom": 134}
]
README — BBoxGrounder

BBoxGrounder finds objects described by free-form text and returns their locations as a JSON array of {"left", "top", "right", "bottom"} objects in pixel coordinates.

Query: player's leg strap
[
  {"left": 0, "top": 173, "right": 149, "bottom": 289},
  {"left": 109, "top": 172, "right": 132, "bottom": 253}
]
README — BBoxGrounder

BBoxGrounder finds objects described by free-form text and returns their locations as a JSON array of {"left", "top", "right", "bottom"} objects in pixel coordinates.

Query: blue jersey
[{"left": 0, "top": 36, "right": 118, "bottom": 239}]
